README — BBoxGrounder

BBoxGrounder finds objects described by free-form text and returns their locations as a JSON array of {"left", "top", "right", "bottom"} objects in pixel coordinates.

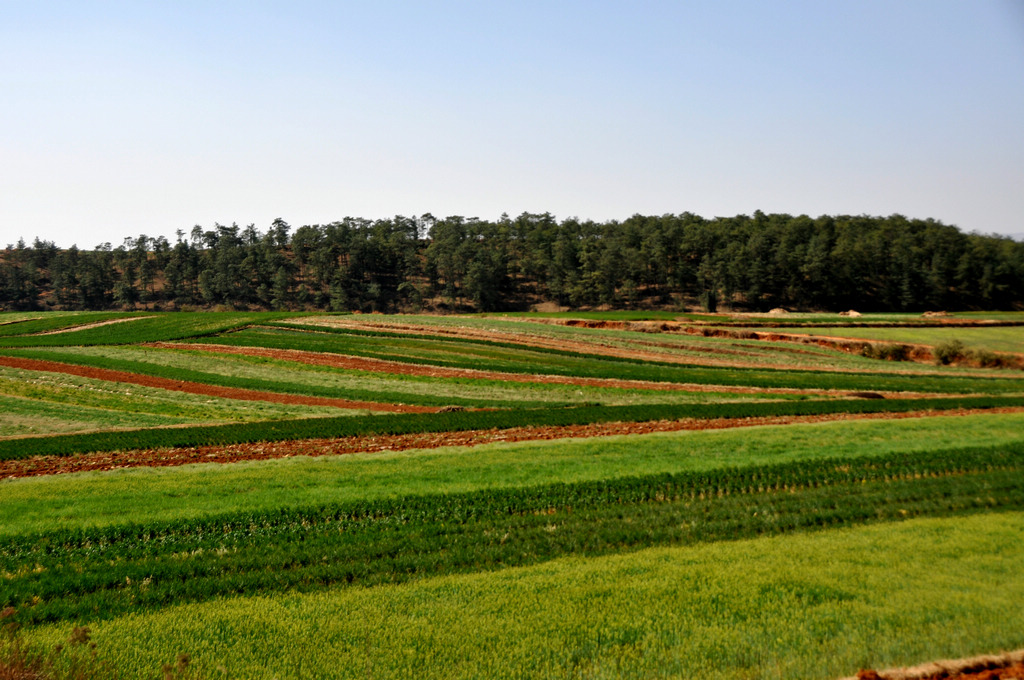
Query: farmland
[{"left": 1, "top": 310, "right": 1023, "bottom": 679}]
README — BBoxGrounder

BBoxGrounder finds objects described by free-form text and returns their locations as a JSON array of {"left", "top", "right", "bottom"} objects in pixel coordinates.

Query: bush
[
  {"left": 934, "top": 339, "right": 966, "bottom": 365},
  {"left": 969, "top": 349, "right": 1004, "bottom": 368},
  {"left": 860, "top": 343, "right": 910, "bottom": 362}
]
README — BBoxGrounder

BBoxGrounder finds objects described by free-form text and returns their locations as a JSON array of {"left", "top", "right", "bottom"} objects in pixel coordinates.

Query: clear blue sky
[{"left": 3, "top": 1, "right": 1023, "bottom": 247}]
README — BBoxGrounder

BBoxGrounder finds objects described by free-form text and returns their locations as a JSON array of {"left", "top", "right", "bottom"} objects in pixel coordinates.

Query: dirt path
[
  {"left": 153, "top": 341, "right": 916, "bottom": 398},
  {"left": 845, "top": 649, "right": 1024, "bottom": 680},
  {"left": 4, "top": 406, "right": 1022, "bottom": 479},
  {"left": 0, "top": 355, "right": 439, "bottom": 414}
]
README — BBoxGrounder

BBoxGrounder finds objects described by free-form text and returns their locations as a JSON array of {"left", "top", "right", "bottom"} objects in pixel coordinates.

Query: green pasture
[
  {"left": 773, "top": 325, "right": 1024, "bottom": 354},
  {"left": 358, "top": 313, "right": 1021, "bottom": 374},
  {"left": 6, "top": 395, "right": 1022, "bottom": 462},
  {"left": 4, "top": 447, "right": 1017, "bottom": 626},
  {"left": 0, "top": 393, "right": 192, "bottom": 437},
  {"left": 183, "top": 326, "right": 1024, "bottom": 393},
  {"left": 21, "top": 511, "right": 1024, "bottom": 680},
  {"left": 288, "top": 314, "right": 898, "bottom": 372},
  {"left": 0, "top": 344, "right": 803, "bottom": 413},
  {"left": 0, "top": 311, "right": 147, "bottom": 337},
  {"left": 2, "top": 304, "right": 1023, "bottom": 680},
  {"left": 4, "top": 411, "right": 1022, "bottom": 536},
  {"left": 0, "top": 366, "right": 344, "bottom": 432},
  {"left": 0, "top": 311, "right": 301, "bottom": 347}
]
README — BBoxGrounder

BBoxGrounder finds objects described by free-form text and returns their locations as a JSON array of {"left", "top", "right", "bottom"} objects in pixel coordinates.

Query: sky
[{"left": 2, "top": 1, "right": 1024, "bottom": 248}]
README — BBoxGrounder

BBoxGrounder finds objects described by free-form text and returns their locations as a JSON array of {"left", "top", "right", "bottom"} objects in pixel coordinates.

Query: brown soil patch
[
  {"left": 4, "top": 406, "right": 1022, "bottom": 480},
  {"left": 153, "top": 341, "right": 906, "bottom": 399},
  {"left": 845, "top": 649, "right": 1024, "bottom": 680},
  {"left": 0, "top": 355, "right": 437, "bottom": 414}
]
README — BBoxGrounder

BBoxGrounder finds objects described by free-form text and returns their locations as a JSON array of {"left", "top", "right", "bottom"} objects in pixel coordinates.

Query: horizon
[
  {"left": 4, "top": 209, "right": 1023, "bottom": 251},
  {"left": 4, "top": 1, "right": 1023, "bottom": 248}
]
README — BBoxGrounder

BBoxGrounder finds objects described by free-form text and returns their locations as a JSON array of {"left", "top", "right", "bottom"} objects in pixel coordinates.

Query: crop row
[
  {"left": 6, "top": 325, "right": 1024, "bottom": 400},
  {"left": 0, "top": 312, "right": 145, "bottom": 337},
  {"left": 3, "top": 395, "right": 1024, "bottom": 461},
  {"left": 2, "top": 443, "right": 1020, "bottom": 625},
  {"left": 17, "top": 514, "right": 1022, "bottom": 680},
  {"left": 212, "top": 325, "right": 1024, "bottom": 394},
  {"left": 0, "top": 346, "right": 542, "bottom": 410},
  {"left": 5, "top": 441, "right": 1017, "bottom": 555},
  {"left": 0, "top": 313, "right": 299, "bottom": 347}
]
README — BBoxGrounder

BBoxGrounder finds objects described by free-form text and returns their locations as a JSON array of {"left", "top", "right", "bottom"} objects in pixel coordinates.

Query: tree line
[{"left": 1, "top": 212, "right": 1022, "bottom": 313}]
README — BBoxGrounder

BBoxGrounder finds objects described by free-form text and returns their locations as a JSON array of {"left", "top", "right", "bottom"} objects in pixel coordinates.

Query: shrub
[
  {"left": 934, "top": 339, "right": 966, "bottom": 365},
  {"left": 860, "top": 343, "right": 910, "bottom": 362},
  {"left": 969, "top": 349, "right": 1003, "bottom": 368}
]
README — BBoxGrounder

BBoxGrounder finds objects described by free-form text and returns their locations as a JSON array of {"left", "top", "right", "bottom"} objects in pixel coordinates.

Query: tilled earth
[{"left": 848, "top": 650, "right": 1024, "bottom": 680}]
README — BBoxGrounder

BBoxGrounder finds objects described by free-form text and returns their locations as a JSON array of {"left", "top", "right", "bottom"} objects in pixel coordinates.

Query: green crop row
[
  {"left": 3, "top": 443, "right": 1020, "bottom": 625},
  {"left": 6, "top": 441, "right": 1017, "bottom": 557},
  {"left": 18, "top": 512, "right": 1023, "bottom": 680},
  {"left": 0, "top": 312, "right": 147, "bottom": 337},
  {"left": 0, "top": 367, "right": 345, "bottom": 426},
  {"left": 210, "top": 325, "right": 1024, "bottom": 394},
  {"left": 3, "top": 395, "right": 1024, "bottom": 461},
  {"left": 0, "top": 345, "right": 553, "bottom": 410},
  {"left": 6, "top": 412, "right": 1021, "bottom": 539},
  {"left": 0, "top": 312, "right": 304, "bottom": 347}
]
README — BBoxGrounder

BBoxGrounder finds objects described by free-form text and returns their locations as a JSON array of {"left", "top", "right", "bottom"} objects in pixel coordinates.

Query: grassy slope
[
  {"left": 287, "top": 315, "right": 905, "bottom": 371},
  {"left": 3, "top": 411, "right": 1023, "bottom": 536},
  {"left": 0, "top": 311, "right": 147, "bottom": 336},
  {"left": 1, "top": 344, "right": 795, "bottom": 410},
  {"left": 771, "top": 325, "right": 1024, "bottom": 354},
  {"left": 290, "top": 313, "right": 1019, "bottom": 372},
  {"left": 190, "top": 327, "right": 1024, "bottom": 393},
  {"left": 290, "top": 315, "right": 872, "bottom": 368},
  {"left": 0, "top": 366, "right": 344, "bottom": 427},
  {"left": 0, "top": 394, "right": 193, "bottom": 436},
  {"left": 0, "top": 312, "right": 300, "bottom": 347},
  {"left": 3, "top": 311, "right": 1023, "bottom": 679},
  {"left": 23, "top": 511, "right": 1024, "bottom": 680}
]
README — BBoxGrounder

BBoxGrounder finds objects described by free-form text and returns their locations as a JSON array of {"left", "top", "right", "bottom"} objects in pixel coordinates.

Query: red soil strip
[
  {"left": 845, "top": 649, "right": 1024, "bottom": 680},
  {"left": 0, "top": 355, "right": 438, "bottom": 414},
  {"left": 153, "top": 341, "right": 889, "bottom": 398},
  {"left": 4, "top": 407, "right": 1022, "bottom": 480}
]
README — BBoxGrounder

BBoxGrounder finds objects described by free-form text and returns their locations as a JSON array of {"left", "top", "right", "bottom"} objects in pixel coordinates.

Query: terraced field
[{"left": 1, "top": 310, "right": 1023, "bottom": 679}]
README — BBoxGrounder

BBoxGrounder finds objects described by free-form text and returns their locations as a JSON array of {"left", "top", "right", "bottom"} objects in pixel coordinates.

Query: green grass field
[
  {"left": 19, "top": 512, "right": 1024, "bottom": 680},
  {"left": 772, "top": 325, "right": 1024, "bottom": 354},
  {"left": 2, "top": 310, "right": 1023, "bottom": 679},
  {"left": 3, "top": 411, "right": 1022, "bottom": 536}
]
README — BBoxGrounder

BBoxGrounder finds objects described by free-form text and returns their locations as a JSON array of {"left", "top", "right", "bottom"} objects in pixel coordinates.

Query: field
[{"left": 1, "top": 310, "right": 1023, "bottom": 679}]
